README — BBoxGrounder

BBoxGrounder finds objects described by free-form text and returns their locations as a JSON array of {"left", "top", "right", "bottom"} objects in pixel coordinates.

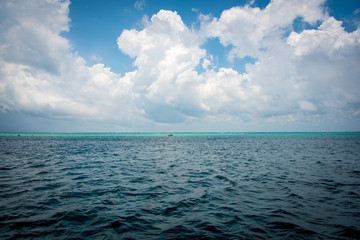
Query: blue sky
[
  {"left": 64, "top": 0, "right": 271, "bottom": 74},
  {"left": 0, "top": 0, "right": 360, "bottom": 132}
]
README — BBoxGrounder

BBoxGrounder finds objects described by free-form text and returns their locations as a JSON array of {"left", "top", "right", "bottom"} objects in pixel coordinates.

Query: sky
[{"left": 0, "top": 0, "right": 360, "bottom": 133}]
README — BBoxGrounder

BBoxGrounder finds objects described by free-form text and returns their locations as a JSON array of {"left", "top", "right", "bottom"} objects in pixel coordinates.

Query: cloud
[
  {"left": 117, "top": 10, "right": 261, "bottom": 123},
  {"left": 0, "top": 0, "right": 71, "bottom": 75},
  {"left": 285, "top": 17, "right": 360, "bottom": 118},
  {"left": 202, "top": 0, "right": 327, "bottom": 60},
  {"left": 134, "top": 0, "right": 145, "bottom": 11},
  {"left": 90, "top": 54, "right": 103, "bottom": 62},
  {"left": 287, "top": 17, "right": 360, "bottom": 56},
  {"left": 117, "top": 0, "right": 360, "bottom": 127},
  {"left": 0, "top": 0, "right": 140, "bottom": 124},
  {"left": 0, "top": 0, "right": 359, "bottom": 131},
  {"left": 117, "top": 10, "right": 207, "bottom": 123}
]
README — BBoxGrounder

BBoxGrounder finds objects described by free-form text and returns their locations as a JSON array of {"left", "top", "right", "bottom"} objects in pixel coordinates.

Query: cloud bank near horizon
[{"left": 0, "top": 0, "right": 359, "bottom": 131}]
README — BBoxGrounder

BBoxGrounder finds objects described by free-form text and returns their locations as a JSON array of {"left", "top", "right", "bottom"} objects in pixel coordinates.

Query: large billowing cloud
[
  {"left": 117, "top": 1, "right": 360, "bottom": 127},
  {"left": 0, "top": 0, "right": 359, "bottom": 131},
  {"left": 0, "top": 0, "right": 140, "bottom": 126},
  {"left": 117, "top": 10, "right": 207, "bottom": 123}
]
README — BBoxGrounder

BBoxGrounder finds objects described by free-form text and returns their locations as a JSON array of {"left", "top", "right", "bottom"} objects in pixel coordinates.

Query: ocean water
[{"left": 0, "top": 133, "right": 360, "bottom": 239}]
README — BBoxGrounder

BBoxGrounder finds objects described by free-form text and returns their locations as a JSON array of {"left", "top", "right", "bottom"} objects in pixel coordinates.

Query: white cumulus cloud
[
  {"left": 0, "top": 0, "right": 141, "bottom": 125},
  {"left": 202, "top": 0, "right": 326, "bottom": 60},
  {"left": 287, "top": 17, "right": 360, "bottom": 56},
  {"left": 117, "top": 10, "right": 207, "bottom": 123}
]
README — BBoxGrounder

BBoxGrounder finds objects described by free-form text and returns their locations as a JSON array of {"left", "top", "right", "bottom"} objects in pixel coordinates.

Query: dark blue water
[{"left": 1, "top": 135, "right": 360, "bottom": 239}]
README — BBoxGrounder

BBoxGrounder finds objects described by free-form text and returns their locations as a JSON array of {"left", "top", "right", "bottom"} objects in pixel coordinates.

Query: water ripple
[{"left": 1, "top": 135, "right": 360, "bottom": 239}]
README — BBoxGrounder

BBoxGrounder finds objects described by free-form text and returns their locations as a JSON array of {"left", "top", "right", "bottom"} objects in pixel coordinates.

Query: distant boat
[{"left": 168, "top": 133, "right": 173, "bottom": 137}]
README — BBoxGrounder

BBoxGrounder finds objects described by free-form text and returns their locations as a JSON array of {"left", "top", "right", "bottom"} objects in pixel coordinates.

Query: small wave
[
  {"left": 266, "top": 221, "right": 300, "bottom": 230},
  {"left": 106, "top": 220, "right": 126, "bottom": 229},
  {"left": 333, "top": 225, "right": 360, "bottom": 239},
  {"left": 28, "top": 163, "right": 46, "bottom": 169},
  {"left": 270, "top": 209, "right": 297, "bottom": 218},
  {"left": 33, "top": 182, "right": 62, "bottom": 191},
  {"left": 201, "top": 224, "right": 223, "bottom": 234},
  {"left": 11, "top": 219, "right": 58, "bottom": 229},
  {"left": 0, "top": 167, "right": 14, "bottom": 170},
  {"left": 215, "top": 174, "right": 237, "bottom": 186},
  {"left": 161, "top": 224, "right": 196, "bottom": 239},
  {"left": 38, "top": 197, "right": 61, "bottom": 206},
  {"left": 266, "top": 221, "right": 316, "bottom": 238},
  {"left": 52, "top": 209, "right": 93, "bottom": 224},
  {"left": 250, "top": 227, "right": 267, "bottom": 234}
]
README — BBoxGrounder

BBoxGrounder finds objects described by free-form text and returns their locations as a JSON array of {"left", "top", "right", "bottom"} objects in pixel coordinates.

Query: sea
[{"left": 0, "top": 133, "right": 360, "bottom": 239}]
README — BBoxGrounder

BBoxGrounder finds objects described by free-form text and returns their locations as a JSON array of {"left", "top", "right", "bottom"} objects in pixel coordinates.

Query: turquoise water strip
[{"left": 0, "top": 132, "right": 359, "bottom": 137}]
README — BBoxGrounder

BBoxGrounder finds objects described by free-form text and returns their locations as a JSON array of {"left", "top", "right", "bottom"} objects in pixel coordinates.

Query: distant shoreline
[{"left": 1, "top": 132, "right": 360, "bottom": 137}]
